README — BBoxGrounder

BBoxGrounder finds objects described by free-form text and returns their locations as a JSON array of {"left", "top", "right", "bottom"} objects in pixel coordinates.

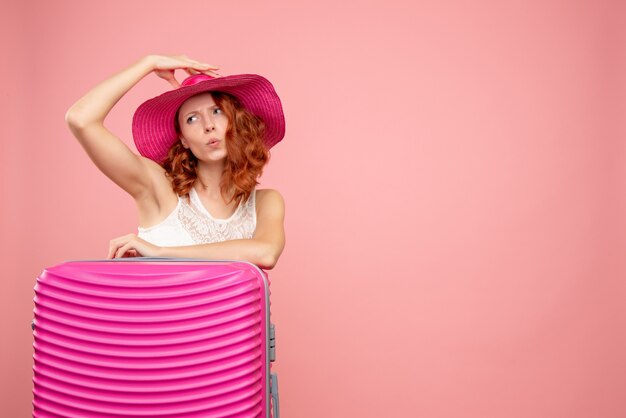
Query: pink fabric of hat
[{"left": 132, "top": 73, "right": 285, "bottom": 163}]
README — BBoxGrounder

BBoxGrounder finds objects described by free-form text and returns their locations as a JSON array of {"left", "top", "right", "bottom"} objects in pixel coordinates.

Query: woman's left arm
[{"left": 108, "top": 189, "right": 286, "bottom": 270}]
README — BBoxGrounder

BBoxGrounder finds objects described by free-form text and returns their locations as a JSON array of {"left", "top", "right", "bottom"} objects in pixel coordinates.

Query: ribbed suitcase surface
[{"left": 32, "top": 260, "right": 275, "bottom": 418}]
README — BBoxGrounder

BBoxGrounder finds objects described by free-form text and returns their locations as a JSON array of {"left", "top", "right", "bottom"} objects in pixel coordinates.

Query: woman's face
[{"left": 177, "top": 93, "right": 229, "bottom": 163}]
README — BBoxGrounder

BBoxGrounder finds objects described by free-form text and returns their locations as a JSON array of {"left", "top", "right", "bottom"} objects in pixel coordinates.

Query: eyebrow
[{"left": 183, "top": 105, "right": 219, "bottom": 118}]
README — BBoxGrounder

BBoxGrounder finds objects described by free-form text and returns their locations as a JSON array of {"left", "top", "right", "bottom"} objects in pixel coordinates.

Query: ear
[{"left": 179, "top": 137, "right": 189, "bottom": 149}]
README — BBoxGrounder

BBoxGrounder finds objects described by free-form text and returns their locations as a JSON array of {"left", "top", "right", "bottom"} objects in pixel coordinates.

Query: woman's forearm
[
  {"left": 157, "top": 239, "right": 279, "bottom": 270},
  {"left": 65, "top": 56, "right": 155, "bottom": 127}
]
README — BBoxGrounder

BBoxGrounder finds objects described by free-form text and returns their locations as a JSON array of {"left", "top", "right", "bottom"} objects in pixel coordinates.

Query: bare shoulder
[{"left": 255, "top": 189, "right": 285, "bottom": 215}]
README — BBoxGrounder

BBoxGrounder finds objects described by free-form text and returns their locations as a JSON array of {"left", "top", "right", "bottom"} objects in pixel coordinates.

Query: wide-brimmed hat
[{"left": 132, "top": 73, "right": 285, "bottom": 162}]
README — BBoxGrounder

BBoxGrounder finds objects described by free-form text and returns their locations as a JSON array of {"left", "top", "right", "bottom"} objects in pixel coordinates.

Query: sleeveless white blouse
[{"left": 137, "top": 188, "right": 257, "bottom": 247}]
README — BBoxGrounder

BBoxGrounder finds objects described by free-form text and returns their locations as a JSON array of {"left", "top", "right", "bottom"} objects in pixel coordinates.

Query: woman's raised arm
[{"left": 65, "top": 55, "right": 218, "bottom": 199}]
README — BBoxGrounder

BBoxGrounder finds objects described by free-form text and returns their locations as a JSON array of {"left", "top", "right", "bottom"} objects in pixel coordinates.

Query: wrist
[
  {"left": 137, "top": 55, "right": 157, "bottom": 72},
  {"left": 154, "top": 244, "right": 166, "bottom": 258}
]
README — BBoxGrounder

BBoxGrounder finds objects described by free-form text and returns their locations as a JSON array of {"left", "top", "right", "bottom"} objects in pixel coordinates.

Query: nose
[{"left": 204, "top": 115, "right": 215, "bottom": 133}]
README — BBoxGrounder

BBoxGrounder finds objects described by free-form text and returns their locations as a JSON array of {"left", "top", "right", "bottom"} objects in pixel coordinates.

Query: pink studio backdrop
[{"left": 2, "top": 1, "right": 625, "bottom": 417}]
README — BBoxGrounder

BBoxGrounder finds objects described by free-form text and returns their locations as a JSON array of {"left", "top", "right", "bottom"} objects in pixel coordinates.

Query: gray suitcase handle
[{"left": 271, "top": 373, "right": 280, "bottom": 418}]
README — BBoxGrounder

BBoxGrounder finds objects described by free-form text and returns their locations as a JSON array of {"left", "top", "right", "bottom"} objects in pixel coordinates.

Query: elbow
[
  {"left": 258, "top": 252, "right": 278, "bottom": 270},
  {"left": 65, "top": 107, "right": 86, "bottom": 131},
  {"left": 255, "top": 243, "right": 281, "bottom": 270},
  {"left": 65, "top": 106, "right": 95, "bottom": 131}
]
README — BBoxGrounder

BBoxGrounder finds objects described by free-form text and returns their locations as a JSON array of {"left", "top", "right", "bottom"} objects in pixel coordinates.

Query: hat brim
[{"left": 132, "top": 74, "right": 285, "bottom": 163}]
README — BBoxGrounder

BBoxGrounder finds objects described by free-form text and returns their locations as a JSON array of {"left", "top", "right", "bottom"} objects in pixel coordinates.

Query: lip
[{"left": 207, "top": 139, "right": 221, "bottom": 147}]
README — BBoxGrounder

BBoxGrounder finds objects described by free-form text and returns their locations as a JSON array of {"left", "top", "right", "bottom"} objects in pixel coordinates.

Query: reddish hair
[{"left": 162, "top": 92, "right": 270, "bottom": 206}]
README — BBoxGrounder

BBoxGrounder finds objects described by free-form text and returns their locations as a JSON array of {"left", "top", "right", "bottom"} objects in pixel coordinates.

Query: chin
[{"left": 200, "top": 152, "right": 227, "bottom": 162}]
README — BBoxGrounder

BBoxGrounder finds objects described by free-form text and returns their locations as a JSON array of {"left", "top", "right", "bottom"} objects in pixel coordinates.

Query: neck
[{"left": 195, "top": 160, "right": 229, "bottom": 199}]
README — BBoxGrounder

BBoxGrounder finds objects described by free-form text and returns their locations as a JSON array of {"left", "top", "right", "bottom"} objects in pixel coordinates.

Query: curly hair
[{"left": 162, "top": 92, "right": 270, "bottom": 206}]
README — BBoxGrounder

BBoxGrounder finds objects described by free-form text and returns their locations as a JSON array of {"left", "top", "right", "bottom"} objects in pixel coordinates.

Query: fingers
[
  {"left": 108, "top": 234, "right": 138, "bottom": 259},
  {"left": 204, "top": 69, "right": 222, "bottom": 78},
  {"left": 115, "top": 242, "right": 133, "bottom": 259},
  {"left": 125, "top": 249, "right": 139, "bottom": 258},
  {"left": 184, "top": 65, "right": 221, "bottom": 78},
  {"left": 108, "top": 237, "right": 123, "bottom": 259},
  {"left": 107, "top": 238, "right": 119, "bottom": 259},
  {"left": 153, "top": 55, "right": 221, "bottom": 82},
  {"left": 191, "top": 59, "right": 221, "bottom": 77},
  {"left": 108, "top": 234, "right": 155, "bottom": 259},
  {"left": 160, "top": 69, "right": 181, "bottom": 88},
  {"left": 153, "top": 54, "right": 219, "bottom": 71},
  {"left": 182, "top": 55, "right": 219, "bottom": 71},
  {"left": 107, "top": 246, "right": 114, "bottom": 259},
  {"left": 167, "top": 75, "right": 181, "bottom": 89}
]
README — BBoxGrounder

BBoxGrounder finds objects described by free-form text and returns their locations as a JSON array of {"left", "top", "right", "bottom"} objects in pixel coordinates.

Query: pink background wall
[{"left": 2, "top": 0, "right": 625, "bottom": 416}]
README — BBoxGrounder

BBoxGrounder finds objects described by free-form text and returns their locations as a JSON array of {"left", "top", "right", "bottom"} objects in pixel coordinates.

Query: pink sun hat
[{"left": 132, "top": 73, "right": 286, "bottom": 163}]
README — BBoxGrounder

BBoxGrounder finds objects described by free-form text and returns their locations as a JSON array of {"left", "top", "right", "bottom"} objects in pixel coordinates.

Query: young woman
[{"left": 65, "top": 54, "right": 286, "bottom": 269}]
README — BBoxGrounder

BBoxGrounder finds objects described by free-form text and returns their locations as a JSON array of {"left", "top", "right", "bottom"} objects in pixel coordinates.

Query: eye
[
  {"left": 186, "top": 115, "right": 198, "bottom": 124},
  {"left": 213, "top": 107, "right": 222, "bottom": 115}
]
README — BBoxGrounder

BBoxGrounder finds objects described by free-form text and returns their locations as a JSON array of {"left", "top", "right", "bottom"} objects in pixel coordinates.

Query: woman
[{"left": 65, "top": 54, "right": 286, "bottom": 269}]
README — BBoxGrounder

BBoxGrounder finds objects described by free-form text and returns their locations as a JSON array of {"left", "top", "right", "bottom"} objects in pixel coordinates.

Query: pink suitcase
[{"left": 32, "top": 259, "right": 279, "bottom": 417}]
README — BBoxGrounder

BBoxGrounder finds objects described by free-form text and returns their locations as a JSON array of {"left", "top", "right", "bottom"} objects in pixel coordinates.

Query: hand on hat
[{"left": 147, "top": 54, "right": 220, "bottom": 89}]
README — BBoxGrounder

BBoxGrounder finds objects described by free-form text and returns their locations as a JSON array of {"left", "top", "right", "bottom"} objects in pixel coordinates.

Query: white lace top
[{"left": 137, "top": 188, "right": 257, "bottom": 247}]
